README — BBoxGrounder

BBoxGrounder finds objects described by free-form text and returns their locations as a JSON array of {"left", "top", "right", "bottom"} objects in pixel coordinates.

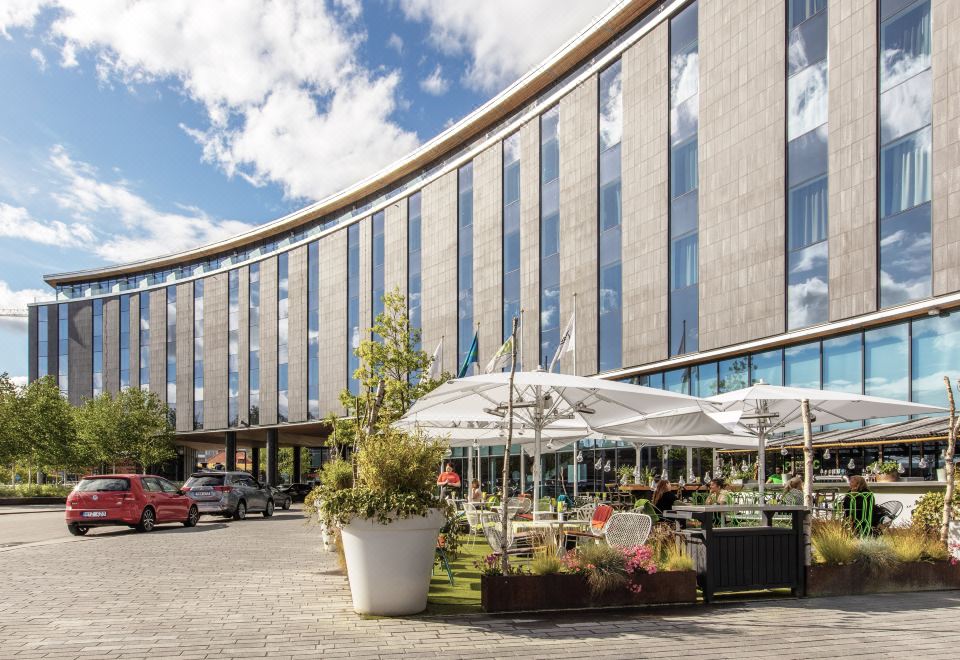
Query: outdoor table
[
  {"left": 662, "top": 505, "right": 809, "bottom": 603},
  {"left": 518, "top": 516, "right": 590, "bottom": 554}
]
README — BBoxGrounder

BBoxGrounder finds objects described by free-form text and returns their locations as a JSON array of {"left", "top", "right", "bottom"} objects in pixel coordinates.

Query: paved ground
[{"left": 2, "top": 507, "right": 960, "bottom": 659}]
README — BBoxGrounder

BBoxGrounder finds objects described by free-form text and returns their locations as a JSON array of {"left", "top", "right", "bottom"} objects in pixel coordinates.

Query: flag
[
  {"left": 484, "top": 335, "right": 513, "bottom": 374},
  {"left": 457, "top": 330, "right": 479, "bottom": 378},
  {"left": 420, "top": 337, "right": 443, "bottom": 385},
  {"left": 549, "top": 313, "right": 576, "bottom": 372}
]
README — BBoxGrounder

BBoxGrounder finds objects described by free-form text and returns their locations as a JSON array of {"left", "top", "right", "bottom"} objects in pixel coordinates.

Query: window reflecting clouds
[
  {"left": 787, "top": 60, "right": 828, "bottom": 141},
  {"left": 879, "top": 0, "right": 930, "bottom": 308},
  {"left": 598, "top": 60, "right": 623, "bottom": 372},
  {"left": 788, "top": 241, "right": 829, "bottom": 330},
  {"left": 540, "top": 107, "right": 561, "bottom": 368},
  {"left": 457, "top": 162, "right": 474, "bottom": 372},
  {"left": 503, "top": 132, "right": 521, "bottom": 354}
]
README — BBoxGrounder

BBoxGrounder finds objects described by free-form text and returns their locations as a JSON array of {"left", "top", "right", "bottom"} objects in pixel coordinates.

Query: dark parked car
[
  {"left": 281, "top": 483, "right": 314, "bottom": 503},
  {"left": 65, "top": 474, "right": 199, "bottom": 535},
  {"left": 270, "top": 486, "right": 292, "bottom": 510},
  {"left": 181, "top": 471, "right": 274, "bottom": 519}
]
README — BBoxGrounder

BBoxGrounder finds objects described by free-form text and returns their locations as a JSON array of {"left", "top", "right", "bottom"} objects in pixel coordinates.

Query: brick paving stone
[{"left": 1, "top": 509, "right": 959, "bottom": 659}]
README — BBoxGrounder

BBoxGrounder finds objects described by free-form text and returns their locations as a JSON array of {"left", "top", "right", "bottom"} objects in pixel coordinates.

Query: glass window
[
  {"left": 718, "top": 357, "right": 748, "bottom": 393},
  {"left": 670, "top": 233, "right": 698, "bottom": 290},
  {"left": 788, "top": 125, "right": 828, "bottom": 188},
  {"left": 788, "top": 7, "right": 828, "bottom": 75},
  {"left": 865, "top": 323, "right": 909, "bottom": 400},
  {"left": 598, "top": 60, "right": 623, "bottom": 372},
  {"left": 193, "top": 279, "right": 204, "bottom": 429},
  {"left": 788, "top": 176, "right": 828, "bottom": 250},
  {"left": 787, "top": 60, "right": 828, "bottom": 141},
  {"left": 503, "top": 132, "right": 521, "bottom": 350},
  {"left": 823, "top": 334, "right": 862, "bottom": 394},
  {"left": 669, "top": 283, "right": 698, "bottom": 356},
  {"left": 372, "top": 211, "right": 385, "bottom": 324},
  {"left": 879, "top": 0, "right": 931, "bottom": 91},
  {"left": 787, "top": 241, "right": 829, "bottom": 330},
  {"left": 228, "top": 270, "right": 240, "bottom": 427},
  {"left": 751, "top": 350, "right": 783, "bottom": 386},
  {"left": 879, "top": 203, "right": 931, "bottom": 307},
  {"left": 277, "top": 253, "right": 289, "bottom": 423},
  {"left": 880, "top": 127, "right": 931, "bottom": 218},
  {"left": 697, "top": 362, "right": 719, "bottom": 397},
  {"left": 670, "top": 139, "right": 698, "bottom": 198},
  {"left": 789, "top": 0, "right": 827, "bottom": 29},
  {"left": 785, "top": 342, "right": 820, "bottom": 389},
  {"left": 407, "top": 192, "right": 422, "bottom": 352},
  {"left": 880, "top": 69, "right": 932, "bottom": 144},
  {"left": 308, "top": 241, "right": 320, "bottom": 419},
  {"left": 347, "top": 224, "right": 361, "bottom": 394},
  {"left": 249, "top": 263, "right": 260, "bottom": 425},
  {"left": 912, "top": 313, "right": 960, "bottom": 408},
  {"left": 598, "top": 262, "right": 622, "bottom": 372},
  {"left": 664, "top": 367, "right": 692, "bottom": 395},
  {"left": 458, "top": 162, "right": 474, "bottom": 372}
]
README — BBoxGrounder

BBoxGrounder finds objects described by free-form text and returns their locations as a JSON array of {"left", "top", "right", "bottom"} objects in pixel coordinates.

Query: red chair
[{"left": 563, "top": 503, "right": 614, "bottom": 548}]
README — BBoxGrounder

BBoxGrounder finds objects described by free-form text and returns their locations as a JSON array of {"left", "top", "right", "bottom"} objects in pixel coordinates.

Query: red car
[{"left": 65, "top": 474, "right": 200, "bottom": 536}]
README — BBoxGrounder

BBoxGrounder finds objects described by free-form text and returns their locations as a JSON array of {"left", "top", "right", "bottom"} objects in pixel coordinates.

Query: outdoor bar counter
[{"left": 662, "top": 505, "right": 810, "bottom": 603}]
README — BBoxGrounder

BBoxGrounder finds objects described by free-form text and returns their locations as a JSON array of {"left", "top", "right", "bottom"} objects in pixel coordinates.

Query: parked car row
[{"left": 64, "top": 471, "right": 297, "bottom": 536}]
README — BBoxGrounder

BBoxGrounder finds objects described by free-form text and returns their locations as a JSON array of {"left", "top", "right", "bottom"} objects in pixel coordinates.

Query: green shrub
[
  {"left": 0, "top": 484, "right": 73, "bottom": 497},
  {"left": 660, "top": 543, "right": 694, "bottom": 572},
  {"left": 912, "top": 490, "right": 960, "bottom": 532},
  {"left": 811, "top": 518, "right": 858, "bottom": 565},
  {"left": 856, "top": 537, "right": 896, "bottom": 569},
  {"left": 573, "top": 543, "right": 629, "bottom": 595},
  {"left": 883, "top": 526, "right": 948, "bottom": 563},
  {"left": 530, "top": 546, "right": 564, "bottom": 575}
]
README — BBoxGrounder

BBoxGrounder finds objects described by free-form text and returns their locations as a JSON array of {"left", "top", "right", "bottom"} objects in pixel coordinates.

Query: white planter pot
[
  {"left": 950, "top": 521, "right": 960, "bottom": 561},
  {"left": 340, "top": 509, "right": 445, "bottom": 616}
]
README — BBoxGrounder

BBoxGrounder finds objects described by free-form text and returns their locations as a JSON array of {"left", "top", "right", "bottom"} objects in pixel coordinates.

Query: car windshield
[
  {"left": 184, "top": 475, "right": 225, "bottom": 488},
  {"left": 76, "top": 478, "right": 130, "bottom": 492}
]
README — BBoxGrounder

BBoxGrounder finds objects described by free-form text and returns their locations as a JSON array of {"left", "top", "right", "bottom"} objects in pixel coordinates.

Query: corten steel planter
[
  {"left": 806, "top": 561, "right": 960, "bottom": 598},
  {"left": 480, "top": 570, "right": 697, "bottom": 613},
  {"left": 874, "top": 473, "right": 899, "bottom": 483}
]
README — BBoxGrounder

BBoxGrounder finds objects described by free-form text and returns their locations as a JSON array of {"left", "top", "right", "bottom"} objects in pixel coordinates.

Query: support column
[
  {"left": 292, "top": 446, "right": 302, "bottom": 484},
  {"left": 251, "top": 446, "right": 261, "bottom": 482},
  {"left": 225, "top": 432, "right": 237, "bottom": 471},
  {"left": 266, "top": 429, "right": 279, "bottom": 486}
]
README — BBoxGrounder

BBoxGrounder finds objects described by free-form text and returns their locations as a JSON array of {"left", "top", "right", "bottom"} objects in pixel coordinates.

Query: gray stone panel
[
  {"left": 103, "top": 297, "right": 119, "bottom": 395},
  {"left": 238, "top": 266, "right": 250, "bottom": 425},
  {"left": 359, "top": 216, "right": 372, "bottom": 338},
  {"left": 828, "top": 0, "right": 877, "bottom": 319},
  {"left": 175, "top": 283, "right": 193, "bottom": 433},
  {"left": 622, "top": 22, "right": 668, "bottom": 366},
  {"left": 473, "top": 140, "right": 503, "bottom": 367},
  {"left": 67, "top": 301, "right": 92, "bottom": 406},
  {"left": 319, "top": 231, "right": 347, "bottom": 415},
  {"left": 932, "top": 0, "right": 960, "bottom": 296},
  {"left": 149, "top": 288, "right": 166, "bottom": 404},
  {"left": 287, "top": 244, "right": 308, "bottom": 423},
  {"left": 519, "top": 119, "right": 540, "bottom": 369},
  {"left": 384, "top": 198, "right": 407, "bottom": 303},
  {"left": 128, "top": 294, "right": 140, "bottom": 390},
  {"left": 420, "top": 171, "right": 459, "bottom": 374},
  {"left": 203, "top": 273, "right": 228, "bottom": 430},
  {"left": 259, "top": 256, "right": 279, "bottom": 426},
  {"left": 698, "top": 0, "right": 785, "bottom": 350},
  {"left": 559, "top": 76, "right": 598, "bottom": 376},
  {"left": 27, "top": 306, "right": 37, "bottom": 383}
]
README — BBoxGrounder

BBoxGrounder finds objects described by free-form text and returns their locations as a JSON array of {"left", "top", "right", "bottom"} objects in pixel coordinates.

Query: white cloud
[
  {"left": 13, "top": 0, "right": 419, "bottom": 201},
  {"left": 29, "top": 47, "right": 46, "bottom": 70},
  {"left": 44, "top": 145, "right": 255, "bottom": 263},
  {"left": 0, "top": 0, "right": 44, "bottom": 38},
  {"left": 10, "top": 375, "right": 28, "bottom": 387},
  {"left": 419, "top": 64, "right": 449, "bottom": 96},
  {"left": 387, "top": 33, "right": 404, "bottom": 54},
  {"left": 399, "top": 0, "right": 613, "bottom": 93},
  {"left": 0, "top": 201, "right": 95, "bottom": 247}
]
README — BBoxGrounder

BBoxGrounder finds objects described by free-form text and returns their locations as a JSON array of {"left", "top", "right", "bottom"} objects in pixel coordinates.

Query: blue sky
[{"left": 0, "top": 0, "right": 613, "bottom": 383}]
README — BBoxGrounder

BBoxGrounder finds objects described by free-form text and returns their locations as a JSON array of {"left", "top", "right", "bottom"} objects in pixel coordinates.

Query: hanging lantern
[
  {"left": 919, "top": 456, "right": 929, "bottom": 469},
  {"left": 661, "top": 469, "right": 668, "bottom": 481},
  {"left": 546, "top": 440, "right": 554, "bottom": 450},
  {"left": 595, "top": 458, "right": 603, "bottom": 470},
  {"left": 704, "top": 470, "right": 712, "bottom": 482},
  {"left": 847, "top": 458, "right": 856, "bottom": 470},
  {"left": 678, "top": 475, "right": 686, "bottom": 488},
  {"left": 576, "top": 451, "right": 583, "bottom": 463},
  {"left": 471, "top": 439, "right": 479, "bottom": 449},
  {"left": 603, "top": 460, "right": 611, "bottom": 473},
  {"left": 781, "top": 447, "right": 788, "bottom": 456},
  {"left": 898, "top": 462, "right": 905, "bottom": 475},
  {"left": 740, "top": 460, "right": 749, "bottom": 472},
  {"left": 823, "top": 448, "right": 832, "bottom": 460}
]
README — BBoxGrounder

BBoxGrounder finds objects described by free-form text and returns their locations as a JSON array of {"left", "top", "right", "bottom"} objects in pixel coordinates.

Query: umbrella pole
[
  {"left": 758, "top": 429, "right": 766, "bottom": 496},
  {"left": 573, "top": 442, "right": 579, "bottom": 500}
]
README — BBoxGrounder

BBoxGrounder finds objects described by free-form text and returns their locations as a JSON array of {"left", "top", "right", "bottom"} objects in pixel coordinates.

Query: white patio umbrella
[
  {"left": 706, "top": 383, "right": 947, "bottom": 497},
  {"left": 398, "top": 369, "right": 731, "bottom": 518}
]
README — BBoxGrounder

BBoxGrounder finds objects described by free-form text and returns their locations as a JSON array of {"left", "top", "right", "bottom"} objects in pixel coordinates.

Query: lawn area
[{"left": 426, "top": 540, "right": 490, "bottom": 614}]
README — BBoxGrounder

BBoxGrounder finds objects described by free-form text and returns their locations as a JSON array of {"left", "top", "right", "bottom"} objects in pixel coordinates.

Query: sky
[{"left": 0, "top": 0, "right": 614, "bottom": 385}]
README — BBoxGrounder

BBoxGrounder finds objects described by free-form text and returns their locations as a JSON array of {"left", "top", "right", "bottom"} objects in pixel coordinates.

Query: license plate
[
  {"left": 82, "top": 511, "right": 107, "bottom": 518},
  {"left": 192, "top": 491, "right": 213, "bottom": 498}
]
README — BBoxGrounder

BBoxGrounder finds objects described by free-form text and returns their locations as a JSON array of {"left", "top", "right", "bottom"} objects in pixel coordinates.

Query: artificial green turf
[{"left": 425, "top": 540, "right": 490, "bottom": 614}]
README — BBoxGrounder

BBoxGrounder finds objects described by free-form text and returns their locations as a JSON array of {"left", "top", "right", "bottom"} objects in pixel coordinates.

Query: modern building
[{"left": 27, "top": 0, "right": 960, "bottom": 487}]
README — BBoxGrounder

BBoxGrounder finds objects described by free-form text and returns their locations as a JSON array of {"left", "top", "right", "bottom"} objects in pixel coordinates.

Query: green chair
[
  {"left": 632, "top": 498, "right": 659, "bottom": 522},
  {"left": 434, "top": 519, "right": 455, "bottom": 585},
  {"left": 835, "top": 491, "right": 875, "bottom": 538}
]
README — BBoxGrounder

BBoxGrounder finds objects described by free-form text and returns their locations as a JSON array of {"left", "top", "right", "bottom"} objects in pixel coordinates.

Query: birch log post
[
  {"left": 942, "top": 377, "right": 958, "bottom": 544},
  {"left": 801, "top": 399, "right": 814, "bottom": 508},
  {"left": 500, "top": 316, "right": 519, "bottom": 574}
]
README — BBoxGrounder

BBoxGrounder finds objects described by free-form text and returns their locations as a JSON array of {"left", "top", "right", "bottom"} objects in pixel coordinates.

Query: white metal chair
[
  {"left": 463, "top": 502, "right": 493, "bottom": 546},
  {"left": 602, "top": 512, "right": 653, "bottom": 548}
]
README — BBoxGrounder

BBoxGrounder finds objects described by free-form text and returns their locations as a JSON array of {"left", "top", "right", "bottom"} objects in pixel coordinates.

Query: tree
[
  {"left": 0, "top": 373, "right": 20, "bottom": 471},
  {"left": 17, "top": 376, "right": 80, "bottom": 480},
  {"left": 332, "top": 289, "right": 447, "bottom": 449},
  {"left": 942, "top": 377, "right": 958, "bottom": 544},
  {"left": 75, "top": 388, "right": 175, "bottom": 473}
]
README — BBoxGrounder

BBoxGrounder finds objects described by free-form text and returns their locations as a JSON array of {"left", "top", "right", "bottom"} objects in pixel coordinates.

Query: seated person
[
  {"left": 704, "top": 477, "right": 729, "bottom": 505},
  {"left": 436, "top": 463, "right": 462, "bottom": 499},
  {"left": 467, "top": 479, "right": 482, "bottom": 503},
  {"left": 651, "top": 478, "right": 678, "bottom": 517},
  {"left": 839, "top": 475, "right": 883, "bottom": 532},
  {"left": 780, "top": 476, "right": 804, "bottom": 505}
]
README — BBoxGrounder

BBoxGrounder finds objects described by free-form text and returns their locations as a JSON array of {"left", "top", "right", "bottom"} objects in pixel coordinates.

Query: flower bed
[
  {"left": 807, "top": 561, "right": 960, "bottom": 597},
  {"left": 480, "top": 570, "right": 697, "bottom": 612}
]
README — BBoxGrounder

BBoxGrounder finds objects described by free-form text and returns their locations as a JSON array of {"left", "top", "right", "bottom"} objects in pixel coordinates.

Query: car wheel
[
  {"left": 282, "top": 499, "right": 291, "bottom": 510},
  {"left": 233, "top": 500, "right": 246, "bottom": 520},
  {"left": 67, "top": 523, "right": 89, "bottom": 536},
  {"left": 183, "top": 505, "right": 199, "bottom": 527},
  {"left": 136, "top": 507, "right": 156, "bottom": 533},
  {"left": 263, "top": 500, "right": 275, "bottom": 518}
]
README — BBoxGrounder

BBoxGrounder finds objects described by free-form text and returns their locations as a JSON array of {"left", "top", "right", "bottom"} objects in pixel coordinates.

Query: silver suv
[{"left": 181, "top": 471, "right": 275, "bottom": 520}]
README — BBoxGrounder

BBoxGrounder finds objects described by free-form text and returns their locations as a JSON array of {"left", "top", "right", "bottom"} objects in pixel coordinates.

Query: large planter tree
[{"left": 320, "top": 289, "right": 449, "bottom": 615}]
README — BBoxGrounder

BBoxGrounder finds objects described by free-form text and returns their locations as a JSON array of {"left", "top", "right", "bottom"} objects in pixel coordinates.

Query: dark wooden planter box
[
  {"left": 481, "top": 570, "right": 697, "bottom": 613},
  {"left": 807, "top": 561, "right": 960, "bottom": 598}
]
